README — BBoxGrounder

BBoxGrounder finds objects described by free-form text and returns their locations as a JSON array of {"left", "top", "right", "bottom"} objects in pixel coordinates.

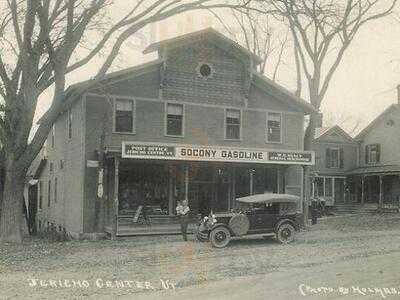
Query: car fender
[
  {"left": 274, "top": 218, "right": 298, "bottom": 233},
  {"left": 211, "top": 223, "right": 232, "bottom": 234}
]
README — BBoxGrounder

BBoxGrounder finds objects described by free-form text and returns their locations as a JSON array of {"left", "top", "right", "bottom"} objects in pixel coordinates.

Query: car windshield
[{"left": 239, "top": 202, "right": 280, "bottom": 214}]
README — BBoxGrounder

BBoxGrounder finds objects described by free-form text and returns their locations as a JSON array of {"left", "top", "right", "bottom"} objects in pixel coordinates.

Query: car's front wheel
[
  {"left": 210, "top": 227, "right": 231, "bottom": 248},
  {"left": 276, "top": 223, "right": 295, "bottom": 244}
]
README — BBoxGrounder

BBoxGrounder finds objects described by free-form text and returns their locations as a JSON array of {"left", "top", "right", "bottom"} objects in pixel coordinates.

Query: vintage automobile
[{"left": 196, "top": 193, "right": 302, "bottom": 248}]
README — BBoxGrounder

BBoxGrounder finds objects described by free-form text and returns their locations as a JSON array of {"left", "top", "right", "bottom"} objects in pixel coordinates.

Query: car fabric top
[{"left": 236, "top": 193, "right": 300, "bottom": 204}]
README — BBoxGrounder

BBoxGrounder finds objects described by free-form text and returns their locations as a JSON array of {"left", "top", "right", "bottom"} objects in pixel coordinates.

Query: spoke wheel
[
  {"left": 210, "top": 227, "right": 231, "bottom": 248},
  {"left": 276, "top": 223, "right": 295, "bottom": 244}
]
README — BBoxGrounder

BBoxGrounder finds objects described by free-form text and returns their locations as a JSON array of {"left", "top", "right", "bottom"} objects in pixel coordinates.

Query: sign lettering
[{"left": 122, "top": 142, "right": 314, "bottom": 165}]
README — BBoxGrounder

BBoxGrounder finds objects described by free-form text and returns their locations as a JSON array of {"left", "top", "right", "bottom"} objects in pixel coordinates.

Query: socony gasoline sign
[{"left": 122, "top": 142, "right": 315, "bottom": 165}]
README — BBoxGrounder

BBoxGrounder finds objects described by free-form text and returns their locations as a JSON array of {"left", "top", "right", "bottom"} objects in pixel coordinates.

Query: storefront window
[
  {"left": 225, "top": 109, "right": 241, "bottom": 140},
  {"left": 315, "top": 177, "right": 324, "bottom": 197},
  {"left": 118, "top": 163, "right": 169, "bottom": 216},
  {"left": 253, "top": 167, "right": 278, "bottom": 194},
  {"left": 325, "top": 178, "right": 333, "bottom": 197},
  {"left": 166, "top": 103, "right": 184, "bottom": 136}
]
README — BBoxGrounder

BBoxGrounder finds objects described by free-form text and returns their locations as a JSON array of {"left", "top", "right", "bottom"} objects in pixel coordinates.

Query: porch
[
  {"left": 346, "top": 165, "right": 400, "bottom": 211},
  {"left": 102, "top": 155, "right": 295, "bottom": 237}
]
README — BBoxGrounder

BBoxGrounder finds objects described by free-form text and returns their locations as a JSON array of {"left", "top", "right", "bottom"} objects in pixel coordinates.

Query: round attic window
[
  {"left": 197, "top": 63, "right": 214, "bottom": 79},
  {"left": 386, "top": 119, "right": 395, "bottom": 127}
]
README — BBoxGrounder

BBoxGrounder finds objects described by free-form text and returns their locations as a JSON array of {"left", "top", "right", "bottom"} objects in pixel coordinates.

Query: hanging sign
[{"left": 122, "top": 142, "right": 314, "bottom": 165}]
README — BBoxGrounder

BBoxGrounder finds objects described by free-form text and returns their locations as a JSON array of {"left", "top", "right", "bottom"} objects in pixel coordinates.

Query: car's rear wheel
[
  {"left": 276, "top": 223, "right": 295, "bottom": 244},
  {"left": 210, "top": 227, "right": 231, "bottom": 248}
]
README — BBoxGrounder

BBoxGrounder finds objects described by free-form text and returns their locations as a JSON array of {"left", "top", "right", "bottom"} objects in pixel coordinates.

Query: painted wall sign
[
  {"left": 122, "top": 142, "right": 315, "bottom": 165},
  {"left": 268, "top": 151, "right": 313, "bottom": 163},
  {"left": 86, "top": 160, "right": 99, "bottom": 167}
]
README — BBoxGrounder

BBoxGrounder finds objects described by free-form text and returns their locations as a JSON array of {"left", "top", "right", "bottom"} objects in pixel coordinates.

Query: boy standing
[{"left": 176, "top": 199, "right": 190, "bottom": 241}]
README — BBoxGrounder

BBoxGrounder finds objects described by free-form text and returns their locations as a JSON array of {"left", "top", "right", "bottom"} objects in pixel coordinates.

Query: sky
[{"left": 35, "top": 3, "right": 400, "bottom": 136}]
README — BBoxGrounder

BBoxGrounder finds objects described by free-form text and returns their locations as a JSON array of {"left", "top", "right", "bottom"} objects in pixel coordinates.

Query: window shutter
[
  {"left": 326, "top": 148, "right": 331, "bottom": 168},
  {"left": 340, "top": 148, "right": 344, "bottom": 168},
  {"left": 365, "top": 145, "right": 369, "bottom": 164},
  {"left": 376, "top": 144, "right": 381, "bottom": 163}
]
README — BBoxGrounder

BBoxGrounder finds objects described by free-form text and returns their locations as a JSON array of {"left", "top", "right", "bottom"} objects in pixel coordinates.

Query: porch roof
[{"left": 347, "top": 164, "right": 400, "bottom": 176}]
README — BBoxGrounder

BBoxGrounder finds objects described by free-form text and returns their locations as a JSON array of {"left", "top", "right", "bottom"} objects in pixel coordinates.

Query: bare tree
[
  {"left": 211, "top": 8, "right": 292, "bottom": 80},
  {"left": 260, "top": 0, "right": 398, "bottom": 149},
  {"left": 235, "top": 0, "right": 397, "bottom": 222},
  {"left": 323, "top": 110, "right": 363, "bottom": 136},
  {"left": 0, "top": 0, "right": 251, "bottom": 243}
]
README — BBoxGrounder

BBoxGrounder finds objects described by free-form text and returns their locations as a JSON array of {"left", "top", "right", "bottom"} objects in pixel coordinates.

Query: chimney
[
  {"left": 314, "top": 112, "right": 323, "bottom": 128},
  {"left": 397, "top": 84, "right": 400, "bottom": 105}
]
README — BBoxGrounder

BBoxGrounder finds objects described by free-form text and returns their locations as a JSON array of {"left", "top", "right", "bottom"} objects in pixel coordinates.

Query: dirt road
[
  {"left": 1, "top": 214, "right": 400, "bottom": 299},
  {"left": 135, "top": 249, "right": 400, "bottom": 300}
]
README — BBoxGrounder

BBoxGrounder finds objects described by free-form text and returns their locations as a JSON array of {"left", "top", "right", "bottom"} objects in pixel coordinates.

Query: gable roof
[
  {"left": 143, "top": 27, "right": 263, "bottom": 66},
  {"left": 355, "top": 104, "right": 399, "bottom": 141},
  {"left": 37, "top": 59, "right": 163, "bottom": 123},
  {"left": 252, "top": 72, "right": 315, "bottom": 114},
  {"left": 314, "top": 125, "right": 355, "bottom": 143}
]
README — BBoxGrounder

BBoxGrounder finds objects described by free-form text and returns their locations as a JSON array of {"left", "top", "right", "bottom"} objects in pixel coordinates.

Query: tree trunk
[
  {"left": 302, "top": 111, "right": 319, "bottom": 226},
  {"left": 0, "top": 164, "right": 25, "bottom": 243}
]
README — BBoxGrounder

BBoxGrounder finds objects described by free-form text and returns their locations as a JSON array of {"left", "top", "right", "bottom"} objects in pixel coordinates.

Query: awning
[{"left": 347, "top": 165, "right": 400, "bottom": 176}]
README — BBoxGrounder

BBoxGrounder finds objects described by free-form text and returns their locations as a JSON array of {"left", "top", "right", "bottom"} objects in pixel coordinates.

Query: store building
[{"left": 33, "top": 28, "right": 316, "bottom": 238}]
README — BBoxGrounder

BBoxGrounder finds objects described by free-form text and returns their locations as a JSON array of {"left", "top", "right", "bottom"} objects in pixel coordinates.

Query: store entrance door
[{"left": 188, "top": 182, "right": 213, "bottom": 216}]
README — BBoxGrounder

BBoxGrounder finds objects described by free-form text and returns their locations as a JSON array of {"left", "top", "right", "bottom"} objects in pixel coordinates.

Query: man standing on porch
[{"left": 176, "top": 199, "right": 190, "bottom": 241}]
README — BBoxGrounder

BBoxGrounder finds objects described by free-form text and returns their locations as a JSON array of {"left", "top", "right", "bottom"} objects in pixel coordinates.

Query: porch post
[
  {"left": 361, "top": 176, "right": 365, "bottom": 205},
  {"left": 231, "top": 166, "right": 236, "bottom": 210},
  {"left": 379, "top": 175, "right": 383, "bottom": 209},
  {"left": 112, "top": 157, "right": 119, "bottom": 240},
  {"left": 184, "top": 165, "right": 189, "bottom": 201},
  {"left": 168, "top": 164, "right": 174, "bottom": 215},
  {"left": 249, "top": 169, "right": 254, "bottom": 195},
  {"left": 344, "top": 178, "right": 347, "bottom": 203}
]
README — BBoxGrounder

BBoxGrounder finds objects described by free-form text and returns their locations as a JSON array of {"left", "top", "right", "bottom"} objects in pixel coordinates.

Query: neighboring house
[
  {"left": 311, "top": 124, "right": 358, "bottom": 204},
  {"left": 348, "top": 102, "right": 400, "bottom": 209},
  {"left": 32, "top": 28, "right": 316, "bottom": 238},
  {"left": 312, "top": 88, "right": 400, "bottom": 211}
]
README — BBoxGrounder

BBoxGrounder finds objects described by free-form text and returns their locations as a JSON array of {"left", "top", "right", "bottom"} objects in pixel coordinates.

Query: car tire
[
  {"left": 210, "top": 227, "right": 231, "bottom": 248},
  {"left": 276, "top": 223, "right": 295, "bottom": 244}
]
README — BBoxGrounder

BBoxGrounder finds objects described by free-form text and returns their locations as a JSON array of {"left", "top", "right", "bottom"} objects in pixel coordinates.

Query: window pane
[
  {"left": 167, "top": 116, "right": 183, "bottom": 135},
  {"left": 116, "top": 99, "right": 133, "bottom": 111},
  {"left": 115, "top": 99, "right": 133, "bottom": 132},
  {"left": 330, "top": 149, "right": 339, "bottom": 168},
  {"left": 166, "top": 104, "right": 183, "bottom": 135},
  {"left": 226, "top": 109, "right": 240, "bottom": 139},
  {"left": 226, "top": 124, "right": 240, "bottom": 139},
  {"left": 267, "top": 113, "right": 281, "bottom": 142},
  {"left": 167, "top": 103, "right": 183, "bottom": 115},
  {"left": 226, "top": 109, "right": 240, "bottom": 119}
]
